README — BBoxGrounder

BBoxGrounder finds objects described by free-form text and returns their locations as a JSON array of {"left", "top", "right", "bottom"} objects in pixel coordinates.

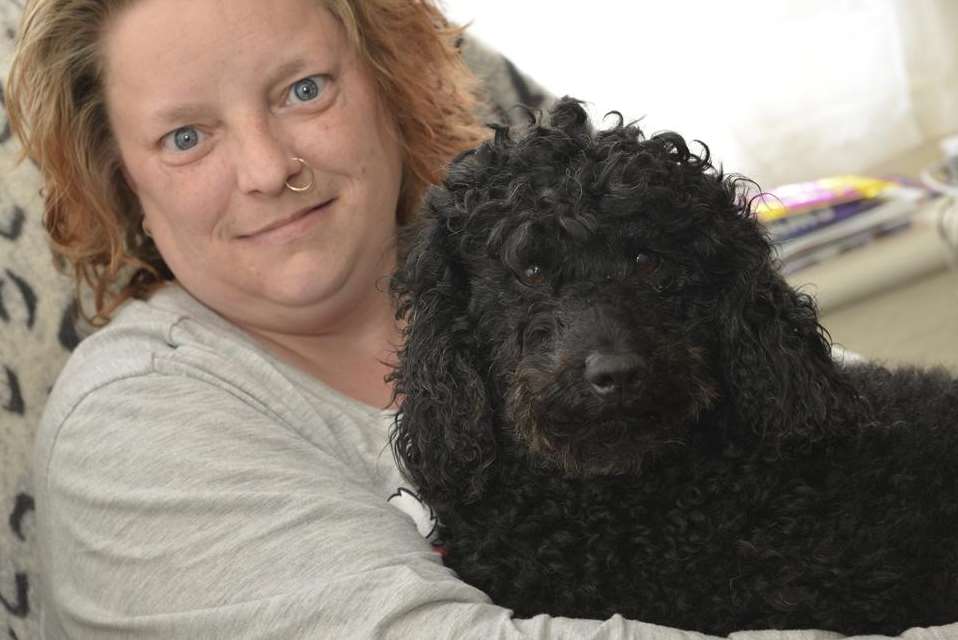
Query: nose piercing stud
[{"left": 285, "top": 157, "right": 314, "bottom": 192}]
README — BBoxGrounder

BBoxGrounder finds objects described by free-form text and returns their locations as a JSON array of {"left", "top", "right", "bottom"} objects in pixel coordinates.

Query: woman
[{"left": 5, "top": 0, "right": 857, "bottom": 638}]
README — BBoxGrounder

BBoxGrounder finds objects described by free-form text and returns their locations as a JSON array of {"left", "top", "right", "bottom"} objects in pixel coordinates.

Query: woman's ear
[{"left": 389, "top": 195, "right": 497, "bottom": 508}]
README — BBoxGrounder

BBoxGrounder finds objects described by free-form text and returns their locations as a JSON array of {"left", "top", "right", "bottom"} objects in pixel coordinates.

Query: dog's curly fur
[{"left": 389, "top": 97, "right": 958, "bottom": 636}]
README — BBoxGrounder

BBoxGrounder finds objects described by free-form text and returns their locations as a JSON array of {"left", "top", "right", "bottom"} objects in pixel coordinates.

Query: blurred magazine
[
  {"left": 757, "top": 177, "right": 930, "bottom": 273},
  {"left": 755, "top": 175, "right": 891, "bottom": 223}
]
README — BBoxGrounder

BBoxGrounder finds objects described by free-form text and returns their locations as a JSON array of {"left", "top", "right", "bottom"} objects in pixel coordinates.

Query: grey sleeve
[{"left": 35, "top": 374, "right": 952, "bottom": 640}]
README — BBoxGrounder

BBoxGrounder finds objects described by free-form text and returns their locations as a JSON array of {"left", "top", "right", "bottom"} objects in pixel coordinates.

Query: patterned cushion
[
  {"left": 0, "top": 2, "right": 550, "bottom": 636},
  {"left": 1, "top": 3, "right": 79, "bottom": 637}
]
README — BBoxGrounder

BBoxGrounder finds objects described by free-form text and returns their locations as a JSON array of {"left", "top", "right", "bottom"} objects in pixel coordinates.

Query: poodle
[{"left": 389, "top": 97, "right": 958, "bottom": 636}]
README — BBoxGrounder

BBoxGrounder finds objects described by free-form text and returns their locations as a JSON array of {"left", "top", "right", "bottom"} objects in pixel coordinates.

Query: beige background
[{"left": 787, "top": 142, "right": 958, "bottom": 373}]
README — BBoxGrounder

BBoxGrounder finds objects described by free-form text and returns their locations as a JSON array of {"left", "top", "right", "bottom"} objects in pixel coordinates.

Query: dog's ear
[
  {"left": 716, "top": 247, "right": 857, "bottom": 445},
  {"left": 389, "top": 189, "right": 497, "bottom": 508}
]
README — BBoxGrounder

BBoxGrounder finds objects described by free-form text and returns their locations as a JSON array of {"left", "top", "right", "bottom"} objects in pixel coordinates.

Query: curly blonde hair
[{"left": 7, "top": 0, "right": 486, "bottom": 324}]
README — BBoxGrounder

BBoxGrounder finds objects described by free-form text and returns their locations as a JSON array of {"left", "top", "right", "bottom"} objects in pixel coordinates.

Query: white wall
[{"left": 440, "top": 1, "right": 958, "bottom": 190}]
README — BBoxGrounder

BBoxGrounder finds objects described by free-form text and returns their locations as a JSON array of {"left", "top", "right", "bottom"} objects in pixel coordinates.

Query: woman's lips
[{"left": 241, "top": 199, "right": 334, "bottom": 244}]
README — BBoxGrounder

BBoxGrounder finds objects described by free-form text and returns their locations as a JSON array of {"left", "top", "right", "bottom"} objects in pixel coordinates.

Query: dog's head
[{"left": 391, "top": 97, "right": 852, "bottom": 505}]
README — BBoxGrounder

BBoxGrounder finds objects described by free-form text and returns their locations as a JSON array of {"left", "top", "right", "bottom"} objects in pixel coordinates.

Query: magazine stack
[{"left": 757, "top": 176, "right": 931, "bottom": 274}]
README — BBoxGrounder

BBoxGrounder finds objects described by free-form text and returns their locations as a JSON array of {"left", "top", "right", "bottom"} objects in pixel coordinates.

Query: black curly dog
[{"left": 390, "top": 97, "right": 958, "bottom": 636}]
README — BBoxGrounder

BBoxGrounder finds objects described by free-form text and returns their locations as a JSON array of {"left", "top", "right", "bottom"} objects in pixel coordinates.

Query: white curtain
[{"left": 441, "top": 0, "right": 958, "bottom": 190}]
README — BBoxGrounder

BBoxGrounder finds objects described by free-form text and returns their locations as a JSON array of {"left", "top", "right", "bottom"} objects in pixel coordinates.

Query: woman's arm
[{"left": 35, "top": 373, "right": 721, "bottom": 639}]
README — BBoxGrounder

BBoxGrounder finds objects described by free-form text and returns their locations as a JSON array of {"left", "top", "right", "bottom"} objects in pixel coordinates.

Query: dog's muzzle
[{"left": 503, "top": 298, "right": 718, "bottom": 476}]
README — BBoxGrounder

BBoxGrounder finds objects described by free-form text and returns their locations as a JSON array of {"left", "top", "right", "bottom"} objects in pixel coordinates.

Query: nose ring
[{"left": 285, "top": 157, "right": 314, "bottom": 193}]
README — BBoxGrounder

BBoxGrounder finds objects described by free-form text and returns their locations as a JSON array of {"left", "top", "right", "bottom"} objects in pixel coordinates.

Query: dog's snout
[{"left": 584, "top": 352, "right": 646, "bottom": 395}]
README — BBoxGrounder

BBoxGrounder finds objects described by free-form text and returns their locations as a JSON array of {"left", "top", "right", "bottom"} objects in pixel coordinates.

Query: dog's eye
[
  {"left": 634, "top": 252, "right": 658, "bottom": 273},
  {"left": 520, "top": 264, "right": 547, "bottom": 287}
]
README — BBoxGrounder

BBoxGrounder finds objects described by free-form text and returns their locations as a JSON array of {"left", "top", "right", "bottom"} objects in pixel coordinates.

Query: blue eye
[
  {"left": 164, "top": 126, "right": 202, "bottom": 152},
  {"left": 288, "top": 75, "right": 326, "bottom": 103}
]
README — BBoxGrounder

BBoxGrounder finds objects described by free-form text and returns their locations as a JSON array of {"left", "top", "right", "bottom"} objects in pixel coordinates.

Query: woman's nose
[{"left": 232, "top": 117, "right": 297, "bottom": 196}]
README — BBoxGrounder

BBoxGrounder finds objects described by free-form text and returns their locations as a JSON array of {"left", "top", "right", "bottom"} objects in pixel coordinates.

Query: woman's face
[{"left": 103, "top": 0, "right": 404, "bottom": 334}]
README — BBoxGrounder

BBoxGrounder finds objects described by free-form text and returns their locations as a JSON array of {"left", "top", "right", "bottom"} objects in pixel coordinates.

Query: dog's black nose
[{"left": 584, "top": 352, "right": 646, "bottom": 395}]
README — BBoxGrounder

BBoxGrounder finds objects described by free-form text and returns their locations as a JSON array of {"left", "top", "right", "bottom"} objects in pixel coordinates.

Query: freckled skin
[{"left": 104, "top": 0, "right": 403, "bottom": 338}]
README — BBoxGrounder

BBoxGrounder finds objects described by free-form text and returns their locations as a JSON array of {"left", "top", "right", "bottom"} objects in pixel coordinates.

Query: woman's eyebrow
[
  {"left": 148, "top": 59, "right": 318, "bottom": 127},
  {"left": 151, "top": 103, "right": 209, "bottom": 127},
  {"left": 266, "top": 58, "right": 310, "bottom": 88}
]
